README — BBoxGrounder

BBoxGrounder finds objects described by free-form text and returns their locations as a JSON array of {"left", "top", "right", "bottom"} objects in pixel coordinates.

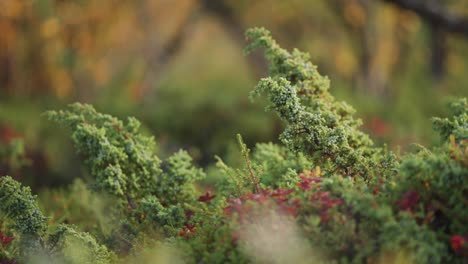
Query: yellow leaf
[{"left": 40, "top": 18, "right": 60, "bottom": 39}]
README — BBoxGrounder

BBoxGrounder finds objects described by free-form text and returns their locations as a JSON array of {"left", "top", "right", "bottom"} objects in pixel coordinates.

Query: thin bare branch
[{"left": 382, "top": 0, "right": 468, "bottom": 36}]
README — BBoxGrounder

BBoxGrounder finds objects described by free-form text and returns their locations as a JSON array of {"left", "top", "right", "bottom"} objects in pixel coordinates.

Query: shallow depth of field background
[{"left": 0, "top": 0, "right": 467, "bottom": 190}]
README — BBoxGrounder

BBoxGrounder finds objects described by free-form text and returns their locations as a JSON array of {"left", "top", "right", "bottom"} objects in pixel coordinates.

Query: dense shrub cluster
[{"left": 1, "top": 28, "right": 467, "bottom": 263}]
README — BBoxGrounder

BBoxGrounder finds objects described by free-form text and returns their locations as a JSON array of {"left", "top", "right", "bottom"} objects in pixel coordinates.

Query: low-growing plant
[
  {"left": 0, "top": 126, "right": 30, "bottom": 179},
  {"left": 1, "top": 27, "right": 467, "bottom": 264}
]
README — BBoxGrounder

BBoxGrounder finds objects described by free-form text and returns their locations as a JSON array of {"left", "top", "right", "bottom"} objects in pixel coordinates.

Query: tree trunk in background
[
  {"left": 138, "top": 0, "right": 269, "bottom": 101},
  {"left": 200, "top": 0, "right": 268, "bottom": 78},
  {"left": 430, "top": 22, "right": 447, "bottom": 82},
  {"left": 329, "top": 0, "right": 388, "bottom": 96}
]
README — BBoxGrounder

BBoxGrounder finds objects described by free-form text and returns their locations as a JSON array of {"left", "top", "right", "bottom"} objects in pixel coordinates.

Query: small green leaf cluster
[
  {"left": 432, "top": 98, "right": 467, "bottom": 141},
  {"left": 48, "top": 225, "right": 116, "bottom": 264}
]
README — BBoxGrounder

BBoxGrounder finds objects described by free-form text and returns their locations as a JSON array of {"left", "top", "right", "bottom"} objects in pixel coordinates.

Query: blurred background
[{"left": 0, "top": 0, "right": 467, "bottom": 190}]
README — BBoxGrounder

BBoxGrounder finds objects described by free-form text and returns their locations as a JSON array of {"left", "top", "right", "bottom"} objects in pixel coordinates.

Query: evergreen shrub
[{"left": 0, "top": 27, "right": 467, "bottom": 264}]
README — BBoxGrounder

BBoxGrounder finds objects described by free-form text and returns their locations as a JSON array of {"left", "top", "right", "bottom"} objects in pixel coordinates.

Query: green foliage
[
  {"left": 155, "top": 150, "right": 206, "bottom": 205},
  {"left": 45, "top": 103, "right": 163, "bottom": 202},
  {"left": 252, "top": 143, "right": 311, "bottom": 189},
  {"left": 0, "top": 139, "right": 30, "bottom": 177},
  {"left": 0, "top": 176, "right": 47, "bottom": 259},
  {"left": 0, "top": 27, "right": 466, "bottom": 263},
  {"left": 48, "top": 225, "right": 115, "bottom": 264},
  {"left": 246, "top": 28, "right": 397, "bottom": 180},
  {"left": 432, "top": 98, "right": 467, "bottom": 141},
  {"left": 0, "top": 176, "right": 46, "bottom": 236},
  {"left": 0, "top": 176, "right": 114, "bottom": 264}
]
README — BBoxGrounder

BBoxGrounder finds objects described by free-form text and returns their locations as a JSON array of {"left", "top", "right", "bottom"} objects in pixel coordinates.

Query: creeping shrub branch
[{"left": 246, "top": 27, "right": 397, "bottom": 180}]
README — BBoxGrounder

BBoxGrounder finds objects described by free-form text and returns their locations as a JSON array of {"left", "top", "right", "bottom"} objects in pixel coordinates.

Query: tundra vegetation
[{"left": 1, "top": 28, "right": 467, "bottom": 264}]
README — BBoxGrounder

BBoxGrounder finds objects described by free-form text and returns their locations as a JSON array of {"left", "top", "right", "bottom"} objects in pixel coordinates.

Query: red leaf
[
  {"left": 198, "top": 191, "right": 216, "bottom": 203},
  {"left": 367, "top": 117, "right": 391, "bottom": 137},
  {"left": 231, "top": 231, "right": 241, "bottom": 244},
  {"left": 396, "top": 191, "right": 420, "bottom": 212},
  {"left": 179, "top": 224, "right": 196, "bottom": 237},
  {"left": 451, "top": 235, "right": 466, "bottom": 252},
  {"left": 297, "top": 175, "right": 321, "bottom": 191},
  {"left": 0, "top": 124, "right": 21, "bottom": 143},
  {"left": 0, "top": 231, "right": 14, "bottom": 248}
]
